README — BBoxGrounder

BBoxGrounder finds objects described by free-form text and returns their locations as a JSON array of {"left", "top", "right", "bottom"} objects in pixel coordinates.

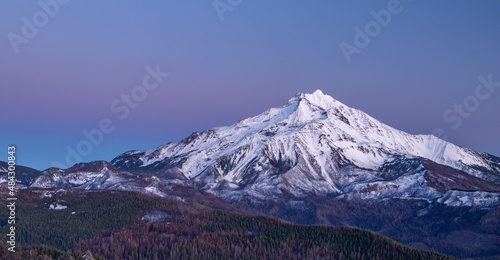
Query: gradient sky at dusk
[{"left": 1, "top": 0, "right": 499, "bottom": 170}]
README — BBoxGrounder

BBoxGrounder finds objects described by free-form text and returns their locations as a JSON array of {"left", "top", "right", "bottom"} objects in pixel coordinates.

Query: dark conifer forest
[{"left": 0, "top": 189, "right": 456, "bottom": 260}]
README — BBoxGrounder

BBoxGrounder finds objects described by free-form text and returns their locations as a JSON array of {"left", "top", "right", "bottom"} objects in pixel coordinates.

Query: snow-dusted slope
[
  {"left": 0, "top": 161, "right": 41, "bottom": 187},
  {"left": 109, "top": 90, "right": 500, "bottom": 206},
  {"left": 30, "top": 161, "right": 137, "bottom": 189}
]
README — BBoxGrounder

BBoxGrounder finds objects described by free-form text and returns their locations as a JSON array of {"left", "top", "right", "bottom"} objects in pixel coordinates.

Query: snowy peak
[
  {"left": 298, "top": 89, "right": 344, "bottom": 111},
  {"left": 226, "top": 90, "right": 345, "bottom": 132},
  {"left": 284, "top": 89, "right": 345, "bottom": 126}
]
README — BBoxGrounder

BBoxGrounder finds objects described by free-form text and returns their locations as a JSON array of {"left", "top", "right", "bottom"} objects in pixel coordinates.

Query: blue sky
[{"left": 1, "top": 0, "right": 499, "bottom": 170}]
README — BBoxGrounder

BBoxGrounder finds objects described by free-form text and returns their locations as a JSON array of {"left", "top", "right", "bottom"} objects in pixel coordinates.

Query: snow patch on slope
[{"left": 437, "top": 190, "right": 500, "bottom": 208}]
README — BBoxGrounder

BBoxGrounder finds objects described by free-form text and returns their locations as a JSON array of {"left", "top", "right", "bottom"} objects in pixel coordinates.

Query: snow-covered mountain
[
  {"left": 5, "top": 90, "right": 500, "bottom": 256},
  {"left": 108, "top": 90, "right": 500, "bottom": 206},
  {"left": 8, "top": 90, "right": 499, "bottom": 206}
]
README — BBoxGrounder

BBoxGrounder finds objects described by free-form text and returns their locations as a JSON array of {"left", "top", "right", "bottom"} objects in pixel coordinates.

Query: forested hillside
[{"left": 0, "top": 189, "right": 455, "bottom": 259}]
